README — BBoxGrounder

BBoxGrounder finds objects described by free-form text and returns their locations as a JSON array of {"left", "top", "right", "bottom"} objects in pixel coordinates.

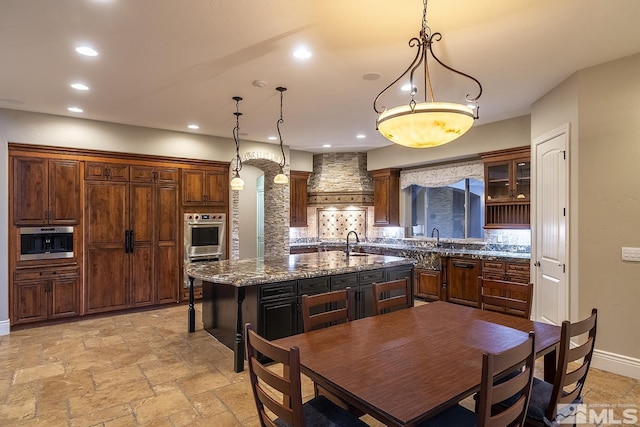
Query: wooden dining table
[{"left": 274, "top": 301, "right": 561, "bottom": 427}]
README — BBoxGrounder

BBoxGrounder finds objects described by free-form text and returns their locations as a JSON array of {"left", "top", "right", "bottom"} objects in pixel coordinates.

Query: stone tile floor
[{"left": 0, "top": 302, "right": 638, "bottom": 426}]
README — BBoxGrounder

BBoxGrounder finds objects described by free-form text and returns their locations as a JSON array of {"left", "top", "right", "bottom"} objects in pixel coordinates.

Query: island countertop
[{"left": 185, "top": 251, "right": 416, "bottom": 287}]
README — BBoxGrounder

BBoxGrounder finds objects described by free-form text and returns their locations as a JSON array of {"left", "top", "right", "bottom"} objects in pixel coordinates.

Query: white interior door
[
  {"left": 534, "top": 125, "right": 569, "bottom": 325},
  {"left": 256, "top": 175, "right": 264, "bottom": 258}
]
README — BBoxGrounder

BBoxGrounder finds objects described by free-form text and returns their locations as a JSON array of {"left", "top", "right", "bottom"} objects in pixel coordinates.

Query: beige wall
[
  {"left": 531, "top": 52, "right": 640, "bottom": 370},
  {"left": 577, "top": 54, "right": 640, "bottom": 361},
  {"left": 366, "top": 115, "right": 531, "bottom": 170}
]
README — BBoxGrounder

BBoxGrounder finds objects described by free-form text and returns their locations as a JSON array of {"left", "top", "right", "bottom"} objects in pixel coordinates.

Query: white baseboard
[
  {"left": 592, "top": 348, "right": 640, "bottom": 380},
  {"left": 0, "top": 319, "right": 10, "bottom": 336}
]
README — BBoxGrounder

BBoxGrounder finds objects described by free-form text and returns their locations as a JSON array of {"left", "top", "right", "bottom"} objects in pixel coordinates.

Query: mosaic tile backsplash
[{"left": 317, "top": 208, "right": 367, "bottom": 239}]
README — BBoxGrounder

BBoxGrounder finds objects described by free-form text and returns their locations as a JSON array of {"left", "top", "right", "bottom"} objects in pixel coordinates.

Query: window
[{"left": 405, "top": 179, "right": 484, "bottom": 239}]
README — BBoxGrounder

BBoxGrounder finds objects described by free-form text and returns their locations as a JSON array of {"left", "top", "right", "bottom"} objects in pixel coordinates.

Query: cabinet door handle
[
  {"left": 124, "top": 230, "right": 130, "bottom": 253},
  {"left": 129, "top": 229, "right": 135, "bottom": 252},
  {"left": 453, "top": 262, "right": 475, "bottom": 269}
]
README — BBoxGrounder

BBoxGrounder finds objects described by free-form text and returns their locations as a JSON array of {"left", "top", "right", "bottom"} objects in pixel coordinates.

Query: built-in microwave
[
  {"left": 20, "top": 226, "right": 74, "bottom": 261},
  {"left": 184, "top": 213, "right": 226, "bottom": 259}
]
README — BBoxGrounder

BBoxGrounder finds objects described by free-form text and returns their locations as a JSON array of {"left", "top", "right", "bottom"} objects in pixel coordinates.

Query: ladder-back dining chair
[
  {"left": 372, "top": 278, "right": 411, "bottom": 315},
  {"left": 478, "top": 277, "right": 533, "bottom": 319},
  {"left": 245, "top": 323, "right": 368, "bottom": 427},
  {"left": 520, "top": 308, "right": 598, "bottom": 426},
  {"left": 418, "top": 332, "right": 536, "bottom": 427},
  {"left": 301, "top": 289, "right": 351, "bottom": 333}
]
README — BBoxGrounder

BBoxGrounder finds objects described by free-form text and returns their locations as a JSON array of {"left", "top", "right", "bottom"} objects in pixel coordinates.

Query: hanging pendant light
[
  {"left": 373, "top": 0, "right": 482, "bottom": 148},
  {"left": 230, "top": 96, "right": 245, "bottom": 191},
  {"left": 274, "top": 86, "right": 289, "bottom": 184}
]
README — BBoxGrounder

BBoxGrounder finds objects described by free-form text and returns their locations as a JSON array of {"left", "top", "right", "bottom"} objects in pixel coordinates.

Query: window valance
[{"left": 400, "top": 160, "right": 484, "bottom": 189}]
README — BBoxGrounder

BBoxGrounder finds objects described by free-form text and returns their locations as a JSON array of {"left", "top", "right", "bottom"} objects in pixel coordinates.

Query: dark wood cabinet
[
  {"left": 414, "top": 268, "right": 443, "bottom": 301},
  {"left": 290, "top": 171, "right": 310, "bottom": 227},
  {"left": 13, "top": 157, "right": 80, "bottom": 225},
  {"left": 85, "top": 165, "right": 179, "bottom": 313},
  {"left": 13, "top": 265, "right": 79, "bottom": 324},
  {"left": 446, "top": 257, "right": 481, "bottom": 307},
  {"left": 480, "top": 146, "right": 530, "bottom": 229},
  {"left": 85, "top": 180, "right": 130, "bottom": 313},
  {"left": 372, "top": 168, "right": 400, "bottom": 226},
  {"left": 482, "top": 259, "right": 530, "bottom": 284},
  {"left": 84, "top": 161, "right": 130, "bottom": 181},
  {"left": 181, "top": 167, "right": 229, "bottom": 206}
]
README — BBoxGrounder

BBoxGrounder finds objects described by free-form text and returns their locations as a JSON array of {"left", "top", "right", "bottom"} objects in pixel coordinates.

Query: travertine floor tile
[{"left": 0, "top": 302, "right": 636, "bottom": 426}]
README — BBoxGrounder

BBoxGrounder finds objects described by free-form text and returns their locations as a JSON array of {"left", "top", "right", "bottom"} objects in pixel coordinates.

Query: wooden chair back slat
[
  {"left": 545, "top": 308, "right": 598, "bottom": 422},
  {"left": 301, "top": 289, "right": 351, "bottom": 332},
  {"left": 245, "top": 323, "right": 306, "bottom": 427},
  {"left": 372, "top": 279, "right": 411, "bottom": 315},
  {"left": 477, "top": 331, "right": 536, "bottom": 427},
  {"left": 478, "top": 277, "right": 533, "bottom": 319}
]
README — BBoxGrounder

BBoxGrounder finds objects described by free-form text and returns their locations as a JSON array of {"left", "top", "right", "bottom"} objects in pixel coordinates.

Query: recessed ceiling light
[
  {"left": 75, "top": 46, "right": 98, "bottom": 57},
  {"left": 70, "top": 83, "right": 89, "bottom": 91},
  {"left": 68, "top": 106, "right": 83, "bottom": 113},
  {"left": 188, "top": 124, "right": 199, "bottom": 130},
  {"left": 362, "top": 72, "right": 382, "bottom": 81},
  {"left": 356, "top": 134, "right": 366, "bottom": 139},
  {"left": 268, "top": 136, "right": 277, "bottom": 141},
  {"left": 322, "top": 144, "right": 331, "bottom": 148},
  {"left": 292, "top": 47, "right": 312, "bottom": 59}
]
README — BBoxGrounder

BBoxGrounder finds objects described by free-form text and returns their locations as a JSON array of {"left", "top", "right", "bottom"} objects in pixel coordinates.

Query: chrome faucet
[
  {"left": 345, "top": 231, "right": 360, "bottom": 256},
  {"left": 431, "top": 227, "right": 441, "bottom": 247}
]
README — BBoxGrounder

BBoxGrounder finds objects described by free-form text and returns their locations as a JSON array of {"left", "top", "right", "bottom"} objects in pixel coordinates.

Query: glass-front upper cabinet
[
  {"left": 480, "top": 146, "right": 531, "bottom": 229},
  {"left": 485, "top": 159, "right": 530, "bottom": 202}
]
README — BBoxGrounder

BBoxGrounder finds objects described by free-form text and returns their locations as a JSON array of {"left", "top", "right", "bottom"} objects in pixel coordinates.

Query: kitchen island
[{"left": 185, "top": 251, "right": 415, "bottom": 372}]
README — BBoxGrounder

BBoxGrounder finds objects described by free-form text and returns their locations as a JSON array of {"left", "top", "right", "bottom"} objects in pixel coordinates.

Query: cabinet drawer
[
  {"left": 482, "top": 260, "right": 505, "bottom": 272},
  {"left": 15, "top": 266, "right": 79, "bottom": 281},
  {"left": 260, "top": 281, "right": 297, "bottom": 300},
  {"left": 359, "top": 270, "right": 385, "bottom": 285},
  {"left": 299, "top": 277, "right": 330, "bottom": 295},
  {"left": 506, "top": 262, "right": 530, "bottom": 274},
  {"left": 330, "top": 273, "right": 358, "bottom": 290}
]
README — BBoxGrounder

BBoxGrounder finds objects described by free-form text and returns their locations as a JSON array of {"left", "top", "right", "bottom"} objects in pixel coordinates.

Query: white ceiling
[{"left": 2, "top": 0, "right": 640, "bottom": 154}]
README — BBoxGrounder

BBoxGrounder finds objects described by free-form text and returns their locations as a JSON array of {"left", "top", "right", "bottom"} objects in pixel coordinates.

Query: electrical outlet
[{"left": 621, "top": 247, "right": 640, "bottom": 262}]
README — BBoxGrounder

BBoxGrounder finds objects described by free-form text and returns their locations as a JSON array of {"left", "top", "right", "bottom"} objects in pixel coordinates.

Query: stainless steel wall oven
[
  {"left": 184, "top": 213, "right": 226, "bottom": 287},
  {"left": 20, "top": 226, "right": 74, "bottom": 261}
]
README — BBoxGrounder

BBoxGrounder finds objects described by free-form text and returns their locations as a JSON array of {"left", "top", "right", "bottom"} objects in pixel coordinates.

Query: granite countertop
[
  {"left": 289, "top": 240, "right": 530, "bottom": 270},
  {"left": 186, "top": 251, "right": 415, "bottom": 287}
]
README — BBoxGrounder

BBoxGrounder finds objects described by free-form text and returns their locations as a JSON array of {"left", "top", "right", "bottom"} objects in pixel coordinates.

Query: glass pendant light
[
  {"left": 373, "top": 0, "right": 482, "bottom": 148},
  {"left": 230, "top": 96, "right": 245, "bottom": 191},
  {"left": 274, "top": 86, "right": 289, "bottom": 184}
]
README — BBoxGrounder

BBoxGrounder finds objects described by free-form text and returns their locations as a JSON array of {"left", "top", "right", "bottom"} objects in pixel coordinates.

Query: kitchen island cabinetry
[
  {"left": 181, "top": 166, "right": 228, "bottom": 207},
  {"left": 290, "top": 171, "right": 310, "bottom": 227},
  {"left": 13, "top": 264, "right": 79, "bottom": 324},
  {"left": 188, "top": 252, "right": 415, "bottom": 372},
  {"left": 445, "top": 257, "right": 481, "bottom": 307},
  {"left": 372, "top": 168, "right": 400, "bottom": 226},
  {"left": 12, "top": 156, "right": 80, "bottom": 226}
]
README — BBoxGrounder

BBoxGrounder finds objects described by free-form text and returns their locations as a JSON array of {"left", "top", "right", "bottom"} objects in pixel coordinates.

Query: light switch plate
[{"left": 621, "top": 247, "right": 640, "bottom": 262}]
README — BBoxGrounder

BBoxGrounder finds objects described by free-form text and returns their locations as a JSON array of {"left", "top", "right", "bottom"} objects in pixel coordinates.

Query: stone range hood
[{"left": 307, "top": 152, "right": 374, "bottom": 206}]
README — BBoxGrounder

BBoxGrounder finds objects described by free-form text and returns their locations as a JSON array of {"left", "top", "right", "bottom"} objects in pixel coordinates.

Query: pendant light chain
[
  {"left": 276, "top": 87, "right": 287, "bottom": 169},
  {"left": 232, "top": 96, "right": 243, "bottom": 175}
]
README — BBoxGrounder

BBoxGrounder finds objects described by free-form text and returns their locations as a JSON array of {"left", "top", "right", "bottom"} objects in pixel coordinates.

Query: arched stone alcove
[{"left": 230, "top": 151, "right": 290, "bottom": 259}]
